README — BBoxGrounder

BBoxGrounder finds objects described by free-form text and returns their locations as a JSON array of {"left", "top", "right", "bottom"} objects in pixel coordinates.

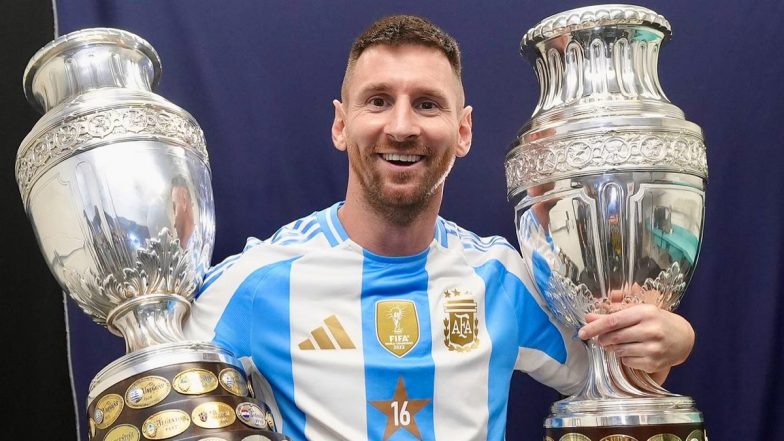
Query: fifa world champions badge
[
  {"left": 376, "top": 300, "right": 420, "bottom": 358},
  {"left": 442, "top": 289, "right": 479, "bottom": 352}
]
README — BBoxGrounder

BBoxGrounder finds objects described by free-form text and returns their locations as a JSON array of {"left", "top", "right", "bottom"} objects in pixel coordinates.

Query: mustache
[{"left": 372, "top": 140, "right": 431, "bottom": 154}]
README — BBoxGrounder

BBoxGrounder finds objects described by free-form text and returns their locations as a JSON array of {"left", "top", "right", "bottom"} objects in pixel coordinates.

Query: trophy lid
[
  {"left": 521, "top": 4, "right": 671, "bottom": 55},
  {"left": 23, "top": 28, "right": 162, "bottom": 114}
]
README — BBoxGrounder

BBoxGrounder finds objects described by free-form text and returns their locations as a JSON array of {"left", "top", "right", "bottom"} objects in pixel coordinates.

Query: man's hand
[{"left": 577, "top": 303, "right": 695, "bottom": 381}]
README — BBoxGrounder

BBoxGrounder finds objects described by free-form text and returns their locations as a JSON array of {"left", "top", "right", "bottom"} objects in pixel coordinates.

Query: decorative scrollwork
[
  {"left": 546, "top": 272, "right": 595, "bottom": 330},
  {"left": 16, "top": 107, "right": 207, "bottom": 205},
  {"left": 63, "top": 228, "right": 199, "bottom": 326},
  {"left": 641, "top": 261, "right": 687, "bottom": 311},
  {"left": 506, "top": 131, "right": 707, "bottom": 192}
]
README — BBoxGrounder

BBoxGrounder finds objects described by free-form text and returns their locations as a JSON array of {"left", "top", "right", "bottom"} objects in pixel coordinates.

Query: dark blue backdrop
[{"left": 53, "top": 1, "right": 784, "bottom": 439}]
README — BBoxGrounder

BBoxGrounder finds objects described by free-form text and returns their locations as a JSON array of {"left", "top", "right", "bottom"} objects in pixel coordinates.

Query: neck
[{"left": 338, "top": 192, "right": 442, "bottom": 257}]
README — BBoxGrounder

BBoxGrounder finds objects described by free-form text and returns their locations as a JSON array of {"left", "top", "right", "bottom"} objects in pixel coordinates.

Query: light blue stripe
[
  {"left": 212, "top": 259, "right": 307, "bottom": 439},
  {"left": 271, "top": 220, "right": 321, "bottom": 245},
  {"left": 298, "top": 218, "right": 318, "bottom": 234},
  {"left": 198, "top": 270, "right": 223, "bottom": 296},
  {"left": 328, "top": 202, "right": 349, "bottom": 242},
  {"left": 531, "top": 250, "right": 553, "bottom": 302},
  {"left": 278, "top": 226, "right": 322, "bottom": 246},
  {"left": 460, "top": 235, "right": 517, "bottom": 253},
  {"left": 435, "top": 218, "right": 448, "bottom": 247},
  {"left": 360, "top": 249, "right": 435, "bottom": 441},
  {"left": 270, "top": 226, "right": 287, "bottom": 243},
  {"left": 316, "top": 208, "right": 338, "bottom": 246}
]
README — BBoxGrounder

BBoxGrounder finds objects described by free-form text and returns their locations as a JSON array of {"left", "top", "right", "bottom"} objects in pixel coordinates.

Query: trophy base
[
  {"left": 86, "top": 341, "right": 291, "bottom": 440},
  {"left": 545, "top": 423, "right": 705, "bottom": 441},
  {"left": 545, "top": 395, "right": 705, "bottom": 441}
]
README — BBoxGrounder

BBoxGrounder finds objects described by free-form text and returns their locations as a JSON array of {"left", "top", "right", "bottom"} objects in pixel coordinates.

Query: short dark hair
[{"left": 341, "top": 15, "right": 462, "bottom": 97}]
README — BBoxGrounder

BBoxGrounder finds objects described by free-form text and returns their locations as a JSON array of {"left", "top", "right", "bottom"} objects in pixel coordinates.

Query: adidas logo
[{"left": 298, "top": 315, "right": 356, "bottom": 350}]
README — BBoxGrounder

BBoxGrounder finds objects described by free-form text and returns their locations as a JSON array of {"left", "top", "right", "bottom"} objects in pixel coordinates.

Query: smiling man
[
  {"left": 332, "top": 29, "right": 471, "bottom": 255},
  {"left": 185, "top": 15, "right": 695, "bottom": 441}
]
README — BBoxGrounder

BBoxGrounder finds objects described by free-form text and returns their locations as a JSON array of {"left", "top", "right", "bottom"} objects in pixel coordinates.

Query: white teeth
[{"left": 382, "top": 153, "right": 422, "bottom": 163}]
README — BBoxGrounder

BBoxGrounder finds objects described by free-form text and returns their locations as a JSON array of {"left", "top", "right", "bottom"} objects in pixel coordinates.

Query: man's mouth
[{"left": 381, "top": 153, "right": 423, "bottom": 166}]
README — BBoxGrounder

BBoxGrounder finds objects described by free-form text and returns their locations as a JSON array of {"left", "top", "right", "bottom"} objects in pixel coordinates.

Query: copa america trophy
[
  {"left": 505, "top": 5, "right": 707, "bottom": 440},
  {"left": 17, "top": 28, "right": 290, "bottom": 440}
]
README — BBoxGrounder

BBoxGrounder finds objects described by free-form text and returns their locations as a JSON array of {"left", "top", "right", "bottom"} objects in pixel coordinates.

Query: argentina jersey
[{"left": 184, "top": 202, "right": 586, "bottom": 441}]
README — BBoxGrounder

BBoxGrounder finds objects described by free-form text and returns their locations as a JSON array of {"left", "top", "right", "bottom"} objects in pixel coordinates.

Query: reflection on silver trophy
[
  {"left": 506, "top": 5, "right": 707, "bottom": 440},
  {"left": 17, "top": 28, "right": 290, "bottom": 440}
]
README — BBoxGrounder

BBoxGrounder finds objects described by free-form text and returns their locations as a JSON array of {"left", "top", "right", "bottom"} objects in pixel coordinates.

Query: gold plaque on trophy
[
  {"left": 173, "top": 368, "right": 219, "bottom": 395},
  {"left": 142, "top": 409, "right": 191, "bottom": 439},
  {"left": 192, "top": 402, "right": 237, "bottom": 429}
]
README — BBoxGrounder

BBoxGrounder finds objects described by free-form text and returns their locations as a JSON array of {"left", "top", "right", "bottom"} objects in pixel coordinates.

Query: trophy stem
[
  {"left": 604, "top": 350, "right": 650, "bottom": 397},
  {"left": 574, "top": 339, "right": 658, "bottom": 400},
  {"left": 106, "top": 294, "right": 190, "bottom": 353},
  {"left": 581, "top": 340, "right": 625, "bottom": 399},
  {"left": 623, "top": 365, "right": 677, "bottom": 396}
]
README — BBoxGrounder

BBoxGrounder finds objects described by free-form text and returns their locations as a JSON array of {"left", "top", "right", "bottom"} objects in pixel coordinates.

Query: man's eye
[
  {"left": 369, "top": 97, "right": 386, "bottom": 107},
  {"left": 418, "top": 101, "right": 438, "bottom": 111}
]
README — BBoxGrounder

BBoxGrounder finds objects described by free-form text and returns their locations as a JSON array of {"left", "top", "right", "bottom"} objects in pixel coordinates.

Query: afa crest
[{"left": 442, "top": 288, "right": 479, "bottom": 352}]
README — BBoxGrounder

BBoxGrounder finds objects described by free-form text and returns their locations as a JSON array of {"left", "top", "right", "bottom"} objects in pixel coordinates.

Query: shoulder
[
  {"left": 438, "top": 217, "right": 520, "bottom": 262},
  {"left": 435, "top": 217, "right": 533, "bottom": 287},
  {"left": 200, "top": 204, "right": 344, "bottom": 294}
]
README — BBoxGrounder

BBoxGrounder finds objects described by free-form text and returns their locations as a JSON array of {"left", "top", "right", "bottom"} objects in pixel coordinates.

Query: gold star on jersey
[{"left": 369, "top": 376, "right": 431, "bottom": 440}]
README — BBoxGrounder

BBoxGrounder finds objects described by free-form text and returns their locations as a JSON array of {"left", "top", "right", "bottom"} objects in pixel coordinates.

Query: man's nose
[{"left": 384, "top": 103, "right": 420, "bottom": 142}]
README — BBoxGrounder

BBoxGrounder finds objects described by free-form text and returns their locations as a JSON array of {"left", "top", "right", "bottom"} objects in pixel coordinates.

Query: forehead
[{"left": 347, "top": 44, "right": 462, "bottom": 99}]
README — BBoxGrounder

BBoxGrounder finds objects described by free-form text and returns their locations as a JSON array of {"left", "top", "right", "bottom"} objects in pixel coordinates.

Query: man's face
[
  {"left": 171, "top": 185, "right": 194, "bottom": 244},
  {"left": 332, "top": 44, "right": 472, "bottom": 220}
]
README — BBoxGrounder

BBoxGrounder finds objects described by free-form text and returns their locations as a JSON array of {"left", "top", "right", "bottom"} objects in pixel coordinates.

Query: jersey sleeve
[
  {"left": 183, "top": 238, "right": 291, "bottom": 358},
  {"left": 495, "top": 241, "right": 588, "bottom": 396}
]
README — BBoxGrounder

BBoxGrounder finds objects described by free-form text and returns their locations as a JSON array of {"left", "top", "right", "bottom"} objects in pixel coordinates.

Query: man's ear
[
  {"left": 456, "top": 105, "right": 473, "bottom": 157},
  {"left": 332, "top": 99, "right": 347, "bottom": 151}
]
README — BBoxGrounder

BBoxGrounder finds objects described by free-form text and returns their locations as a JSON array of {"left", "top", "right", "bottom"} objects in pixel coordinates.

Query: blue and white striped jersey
[{"left": 184, "top": 202, "right": 586, "bottom": 441}]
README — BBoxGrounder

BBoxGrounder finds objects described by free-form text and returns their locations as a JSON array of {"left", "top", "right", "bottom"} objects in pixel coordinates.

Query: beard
[{"left": 348, "top": 140, "right": 456, "bottom": 226}]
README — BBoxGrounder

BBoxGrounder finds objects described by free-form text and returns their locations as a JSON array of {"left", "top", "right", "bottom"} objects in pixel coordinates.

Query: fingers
[
  {"left": 578, "top": 306, "right": 696, "bottom": 373},
  {"left": 615, "top": 355, "right": 665, "bottom": 373},
  {"left": 578, "top": 304, "right": 658, "bottom": 340},
  {"left": 608, "top": 345, "right": 669, "bottom": 373}
]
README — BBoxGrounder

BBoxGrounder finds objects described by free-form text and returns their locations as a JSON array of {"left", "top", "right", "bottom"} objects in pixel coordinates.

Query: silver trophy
[
  {"left": 505, "top": 5, "right": 706, "bottom": 440},
  {"left": 17, "top": 28, "right": 289, "bottom": 440}
]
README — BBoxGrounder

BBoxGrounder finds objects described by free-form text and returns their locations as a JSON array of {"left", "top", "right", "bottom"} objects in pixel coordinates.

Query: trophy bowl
[
  {"left": 17, "top": 28, "right": 290, "bottom": 440},
  {"left": 506, "top": 5, "right": 707, "bottom": 440}
]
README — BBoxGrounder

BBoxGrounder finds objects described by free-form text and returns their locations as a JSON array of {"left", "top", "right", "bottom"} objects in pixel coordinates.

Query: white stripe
[
  {"left": 515, "top": 346, "right": 586, "bottom": 396},
  {"left": 427, "top": 246, "right": 490, "bottom": 441},
  {"left": 289, "top": 246, "right": 367, "bottom": 440},
  {"left": 244, "top": 237, "right": 262, "bottom": 251}
]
